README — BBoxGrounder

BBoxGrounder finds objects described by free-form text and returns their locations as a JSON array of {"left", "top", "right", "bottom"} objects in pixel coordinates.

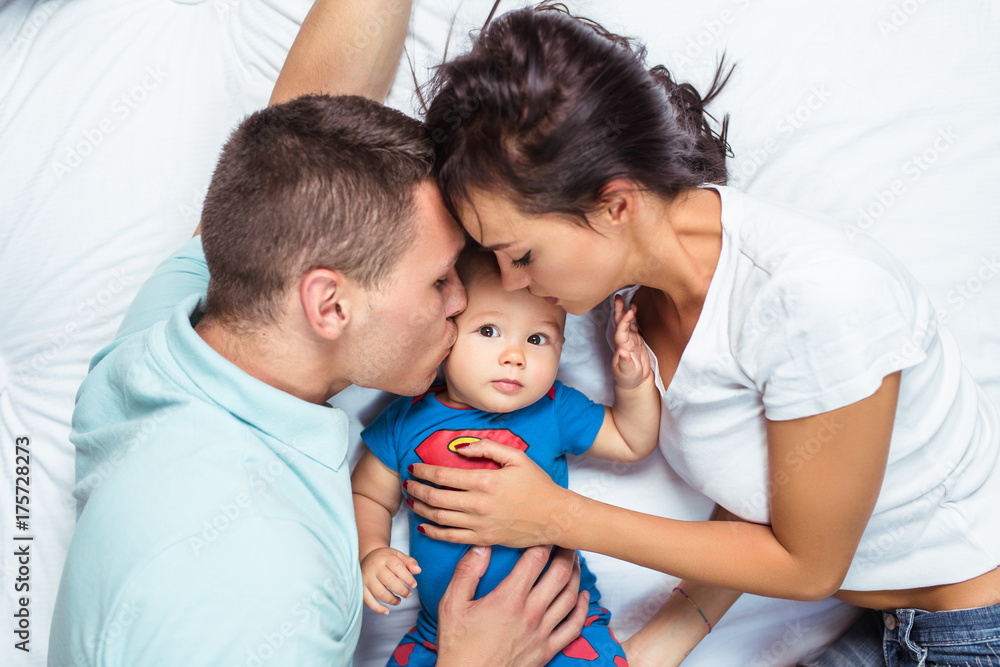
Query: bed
[{"left": 1, "top": 1, "right": 997, "bottom": 664}]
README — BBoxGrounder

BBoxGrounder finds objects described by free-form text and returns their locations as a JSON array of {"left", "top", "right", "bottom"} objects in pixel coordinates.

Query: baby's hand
[
  {"left": 360, "top": 547, "right": 421, "bottom": 615},
  {"left": 612, "top": 294, "right": 652, "bottom": 390}
]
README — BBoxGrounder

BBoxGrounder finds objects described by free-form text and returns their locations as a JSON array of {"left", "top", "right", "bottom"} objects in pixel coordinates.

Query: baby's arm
[
  {"left": 587, "top": 295, "right": 661, "bottom": 462},
  {"left": 351, "top": 447, "right": 421, "bottom": 614}
]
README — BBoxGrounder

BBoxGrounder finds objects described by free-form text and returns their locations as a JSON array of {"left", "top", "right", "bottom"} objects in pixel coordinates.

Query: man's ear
[
  {"left": 590, "top": 179, "right": 640, "bottom": 231},
  {"left": 299, "top": 268, "right": 357, "bottom": 340}
]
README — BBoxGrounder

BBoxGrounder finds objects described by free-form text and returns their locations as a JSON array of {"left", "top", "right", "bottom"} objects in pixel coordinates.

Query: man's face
[{"left": 351, "top": 181, "right": 467, "bottom": 396}]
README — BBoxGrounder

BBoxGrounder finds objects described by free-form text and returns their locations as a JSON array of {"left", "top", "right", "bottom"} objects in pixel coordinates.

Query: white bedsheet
[{"left": 2, "top": 1, "right": 997, "bottom": 665}]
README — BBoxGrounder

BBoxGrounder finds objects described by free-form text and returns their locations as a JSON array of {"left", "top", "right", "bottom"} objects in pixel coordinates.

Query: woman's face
[{"left": 458, "top": 189, "right": 628, "bottom": 316}]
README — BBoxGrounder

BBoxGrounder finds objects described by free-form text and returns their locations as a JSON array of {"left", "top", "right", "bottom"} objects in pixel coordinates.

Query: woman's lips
[
  {"left": 543, "top": 296, "right": 558, "bottom": 305},
  {"left": 492, "top": 379, "right": 523, "bottom": 393}
]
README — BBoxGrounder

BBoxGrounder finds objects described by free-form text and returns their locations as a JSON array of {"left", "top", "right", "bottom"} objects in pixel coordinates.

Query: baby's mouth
[{"left": 491, "top": 379, "right": 523, "bottom": 393}]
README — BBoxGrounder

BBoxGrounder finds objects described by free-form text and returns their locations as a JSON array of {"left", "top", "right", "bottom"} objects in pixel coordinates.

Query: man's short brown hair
[{"left": 200, "top": 94, "right": 433, "bottom": 326}]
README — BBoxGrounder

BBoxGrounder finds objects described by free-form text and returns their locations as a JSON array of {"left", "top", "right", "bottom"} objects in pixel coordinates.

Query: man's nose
[
  {"left": 499, "top": 264, "right": 530, "bottom": 292},
  {"left": 500, "top": 345, "right": 525, "bottom": 368}
]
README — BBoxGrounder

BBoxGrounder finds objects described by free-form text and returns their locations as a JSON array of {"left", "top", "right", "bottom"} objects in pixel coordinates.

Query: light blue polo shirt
[{"left": 49, "top": 238, "right": 362, "bottom": 666}]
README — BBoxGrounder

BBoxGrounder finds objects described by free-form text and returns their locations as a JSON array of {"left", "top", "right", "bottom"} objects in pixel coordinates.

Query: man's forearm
[{"left": 271, "top": 0, "right": 413, "bottom": 105}]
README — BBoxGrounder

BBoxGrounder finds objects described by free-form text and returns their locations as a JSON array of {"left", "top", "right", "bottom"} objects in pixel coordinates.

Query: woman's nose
[{"left": 499, "top": 264, "right": 531, "bottom": 292}]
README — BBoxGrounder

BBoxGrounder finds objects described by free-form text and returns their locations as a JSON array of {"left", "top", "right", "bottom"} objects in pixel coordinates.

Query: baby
[{"left": 351, "top": 249, "right": 660, "bottom": 666}]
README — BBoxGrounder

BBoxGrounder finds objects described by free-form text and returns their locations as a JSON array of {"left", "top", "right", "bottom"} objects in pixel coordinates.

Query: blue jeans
[{"left": 804, "top": 603, "right": 1000, "bottom": 666}]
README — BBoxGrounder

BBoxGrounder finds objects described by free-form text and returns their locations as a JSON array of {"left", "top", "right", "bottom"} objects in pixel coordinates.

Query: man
[{"left": 48, "top": 1, "right": 587, "bottom": 664}]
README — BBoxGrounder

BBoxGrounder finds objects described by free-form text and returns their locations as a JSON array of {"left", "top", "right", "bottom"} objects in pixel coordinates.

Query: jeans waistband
[{"left": 884, "top": 602, "right": 1000, "bottom": 645}]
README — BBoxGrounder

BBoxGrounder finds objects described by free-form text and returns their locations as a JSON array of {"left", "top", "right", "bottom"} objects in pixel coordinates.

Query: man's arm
[{"left": 270, "top": 0, "right": 413, "bottom": 105}]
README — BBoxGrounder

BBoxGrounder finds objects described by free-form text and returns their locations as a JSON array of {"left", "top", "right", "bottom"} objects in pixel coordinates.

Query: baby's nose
[{"left": 500, "top": 346, "right": 525, "bottom": 367}]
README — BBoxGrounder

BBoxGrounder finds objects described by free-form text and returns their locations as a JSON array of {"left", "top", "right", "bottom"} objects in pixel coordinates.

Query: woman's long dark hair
[{"left": 423, "top": 2, "right": 733, "bottom": 225}]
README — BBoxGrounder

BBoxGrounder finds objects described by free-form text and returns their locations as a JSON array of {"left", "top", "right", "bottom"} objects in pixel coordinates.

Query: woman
[{"left": 403, "top": 4, "right": 1000, "bottom": 664}]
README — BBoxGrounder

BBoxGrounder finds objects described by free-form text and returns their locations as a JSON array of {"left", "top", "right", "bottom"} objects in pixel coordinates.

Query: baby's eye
[
  {"left": 527, "top": 333, "right": 550, "bottom": 346},
  {"left": 479, "top": 325, "right": 499, "bottom": 338}
]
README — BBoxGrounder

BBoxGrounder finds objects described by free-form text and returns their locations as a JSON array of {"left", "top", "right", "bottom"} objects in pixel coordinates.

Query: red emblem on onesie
[{"left": 414, "top": 429, "right": 529, "bottom": 470}]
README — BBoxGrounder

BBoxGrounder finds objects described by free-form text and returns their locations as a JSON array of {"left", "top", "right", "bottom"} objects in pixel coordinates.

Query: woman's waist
[{"left": 837, "top": 564, "right": 1000, "bottom": 612}]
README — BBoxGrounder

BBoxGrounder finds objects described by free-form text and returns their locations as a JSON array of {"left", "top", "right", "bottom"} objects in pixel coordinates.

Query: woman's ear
[
  {"left": 299, "top": 268, "right": 354, "bottom": 340},
  {"left": 592, "top": 179, "right": 640, "bottom": 231}
]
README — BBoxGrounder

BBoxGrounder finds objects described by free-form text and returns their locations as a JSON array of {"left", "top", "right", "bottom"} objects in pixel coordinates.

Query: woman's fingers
[
  {"left": 405, "top": 481, "right": 478, "bottom": 520},
  {"left": 455, "top": 437, "right": 530, "bottom": 467}
]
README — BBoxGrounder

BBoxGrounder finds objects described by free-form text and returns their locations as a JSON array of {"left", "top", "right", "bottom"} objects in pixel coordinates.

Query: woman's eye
[
  {"left": 511, "top": 251, "right": 532, "bottom": 268},
  {"left": 527, "top": 333, "right": 549, "bottom": 345},
  {"left": 479, "top": 325, "right": 499, "bottom": 338}
]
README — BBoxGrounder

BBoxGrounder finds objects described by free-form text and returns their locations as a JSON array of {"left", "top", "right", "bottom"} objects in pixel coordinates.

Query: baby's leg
[
  {"left": 386, "top": 625, "right": 438, "bottom": 667},
  {"left": 547, "top": 604, "right": 629, "bottom": 666}
]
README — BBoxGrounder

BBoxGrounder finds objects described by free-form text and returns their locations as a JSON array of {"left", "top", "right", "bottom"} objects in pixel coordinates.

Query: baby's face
[{"left": 442, "top": 273, "right": 565, "bottom": 413}]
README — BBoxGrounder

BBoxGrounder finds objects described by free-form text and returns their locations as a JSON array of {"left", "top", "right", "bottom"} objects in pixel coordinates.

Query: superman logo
[{"left": 414, "top": 429, "right": 529, "bottom": 470}]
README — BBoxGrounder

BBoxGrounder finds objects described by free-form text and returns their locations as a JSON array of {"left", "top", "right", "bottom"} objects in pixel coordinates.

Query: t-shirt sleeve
[
  {"left": 360, "top": 396, "right": 410, "bottom": 472},
  {"left": 553, "top": 381, "right": 607, "bottom": 456},
  {"left": 735, "top": 256, "right": 932, "bottom": 421},
  {"left": 115, "top": 236, "right": 209, "bottom": 342}
]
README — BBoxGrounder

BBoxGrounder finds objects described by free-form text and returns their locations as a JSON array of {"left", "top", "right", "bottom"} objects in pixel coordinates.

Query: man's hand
[
  {"left": 436, "top": 546, "right": 590, "bottom": 666},
  {"left": 360, "top": 547, "right": 421, "bottom": 615}
]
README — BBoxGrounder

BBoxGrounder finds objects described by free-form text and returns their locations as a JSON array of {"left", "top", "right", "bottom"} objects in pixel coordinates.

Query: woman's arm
[
  {"left": 407, "top": 372, "right": 901, "bottom": 600},
  {"left": 270, "top": 0, "right": 412, "bottom": 105},
  {"left": 623, "top": 507, "right": 743, "bottom": 666},
  {"left": 623, "top": 580, "right": 741, "bottom": 667}
]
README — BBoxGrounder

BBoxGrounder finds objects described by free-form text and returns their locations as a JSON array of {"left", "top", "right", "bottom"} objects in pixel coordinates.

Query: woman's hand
[{"left": 405, "top": 439, "right": 575, "bottom": 548}]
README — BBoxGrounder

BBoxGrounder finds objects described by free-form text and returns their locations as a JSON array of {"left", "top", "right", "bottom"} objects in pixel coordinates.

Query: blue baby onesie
[{"left": 362, "top": 381, "right": 628, "bottom": 665}]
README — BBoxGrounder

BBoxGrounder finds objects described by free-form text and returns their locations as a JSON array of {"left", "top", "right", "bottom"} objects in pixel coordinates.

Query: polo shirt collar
[{"left": 163, "top": 295, "right": 349, "bottom": 472}]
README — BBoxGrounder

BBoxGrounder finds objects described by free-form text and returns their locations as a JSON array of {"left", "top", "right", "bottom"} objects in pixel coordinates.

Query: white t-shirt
[{"left": 615, "top": 185, "right": 1000, "bottom": 591}]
